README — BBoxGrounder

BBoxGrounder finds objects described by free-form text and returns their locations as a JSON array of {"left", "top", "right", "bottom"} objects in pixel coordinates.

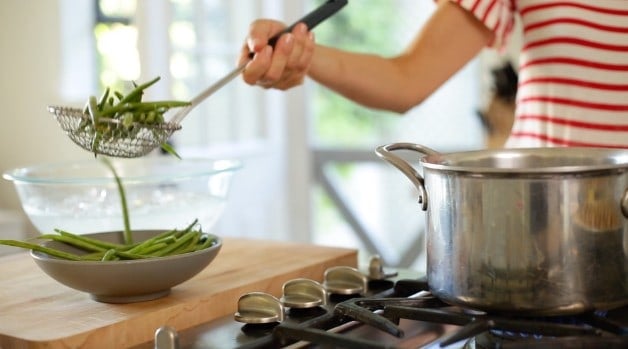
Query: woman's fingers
[
  {"left": 262, "top": 32, "right": 295, "bottom": 83},
  {"left": 241, "top": 46, "right": 273, "bottom": 85},
  {"left": 240, "top": 21, "right": 314, "bottom": 90}
]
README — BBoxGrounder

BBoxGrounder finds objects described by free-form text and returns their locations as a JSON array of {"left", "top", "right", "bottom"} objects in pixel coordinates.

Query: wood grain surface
[{"left": 0, "top": 237, "right": 357, "bottom": 349}]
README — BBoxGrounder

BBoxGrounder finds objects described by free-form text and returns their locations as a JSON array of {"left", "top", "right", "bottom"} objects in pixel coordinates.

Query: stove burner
[
  {"left": 470, "top": 331, "right": 628, "bottom": 349},
  {"left": 381, "top": 298, "right": 628, "bottom": 348},
  {"left": 388, "top": 308, "right": 601, "bottom": 346},
  {"left": 334, "top": 292, "right": 446, "bottom": 337}
]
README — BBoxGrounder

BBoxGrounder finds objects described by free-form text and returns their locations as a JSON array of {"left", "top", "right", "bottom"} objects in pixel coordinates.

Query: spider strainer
[
  {"left": 49, "top": 0, "right": 348, "bottom": 158},
  {"left": 49, "top": 105, "right": 181, "bottom": 158}
]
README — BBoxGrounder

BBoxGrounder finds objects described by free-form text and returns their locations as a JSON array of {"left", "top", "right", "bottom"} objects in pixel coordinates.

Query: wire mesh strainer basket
[{"left": 49, "top": 106, "right": 181, "bottom": 158}]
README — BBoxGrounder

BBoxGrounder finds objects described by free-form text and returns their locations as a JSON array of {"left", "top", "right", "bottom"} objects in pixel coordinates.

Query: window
[
  {"left": 93, "top": 0, "right": 139, "bottom": 91},
  {"left": 79, "top": 0, "right": 484, "bottom": 269},
  {"left": 308, "top": 0, "right": 484, "bottom": 269},
  {"left": 92, "top": 0, "right": 266, "bottom": 150},
  {"left": 86, "top": 0, "right": 300, "bottom": 242}
]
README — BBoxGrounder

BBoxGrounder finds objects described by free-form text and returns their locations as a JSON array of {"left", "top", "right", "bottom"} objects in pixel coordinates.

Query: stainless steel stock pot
[{"left": 375, "top": 143, "right": 628, "bottom": 316}]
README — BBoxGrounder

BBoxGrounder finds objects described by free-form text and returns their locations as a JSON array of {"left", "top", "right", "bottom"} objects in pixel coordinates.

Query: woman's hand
[{"left": 239, "top": 20, "right": 315, "bottom": 90}]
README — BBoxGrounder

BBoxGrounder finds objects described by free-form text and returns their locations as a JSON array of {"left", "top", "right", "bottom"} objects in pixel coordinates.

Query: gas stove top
[{"left": 134, "top": 262, "right": 628, "bottom": 349}]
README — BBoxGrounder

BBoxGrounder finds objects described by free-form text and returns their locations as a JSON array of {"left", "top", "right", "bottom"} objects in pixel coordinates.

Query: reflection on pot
[{"left": 572, "top": 189, "right": 626, "bottom": 300}]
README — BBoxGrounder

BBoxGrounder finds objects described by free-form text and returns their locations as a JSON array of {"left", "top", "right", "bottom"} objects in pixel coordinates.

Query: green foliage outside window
[
  {"left": 94, "top": 0, "right": 139, "bottom": 92},
  {"left": 311, "top": 1, "right": 407, "bottom": 147}
]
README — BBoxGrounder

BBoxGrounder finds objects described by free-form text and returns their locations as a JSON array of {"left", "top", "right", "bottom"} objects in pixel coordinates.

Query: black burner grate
[
  {"left": 149, "top": 274, "right": 628, "bottom": 349},
  {"left": 254, "top": 278, "right": 628, "bottom": 349}
]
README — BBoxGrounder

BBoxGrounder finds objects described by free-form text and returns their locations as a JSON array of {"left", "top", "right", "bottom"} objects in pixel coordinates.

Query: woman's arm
[{"left": 240, "top": 0, "right": 493, "bottom": 113}]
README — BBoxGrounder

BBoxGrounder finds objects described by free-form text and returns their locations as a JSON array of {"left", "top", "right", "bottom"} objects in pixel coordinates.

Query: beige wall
[{"left": 0, "top": 0, "right": 88, "bottom": 232}]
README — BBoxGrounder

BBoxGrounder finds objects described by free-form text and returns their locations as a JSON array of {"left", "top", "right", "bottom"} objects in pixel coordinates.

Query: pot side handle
[{"left": 374, "top": 143, "right": 439, "bottom": 211}]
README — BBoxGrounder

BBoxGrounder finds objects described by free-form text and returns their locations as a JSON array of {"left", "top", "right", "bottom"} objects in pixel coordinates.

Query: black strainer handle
[{"left": 249, "top": 0, "right": 348, "bottom": 58}]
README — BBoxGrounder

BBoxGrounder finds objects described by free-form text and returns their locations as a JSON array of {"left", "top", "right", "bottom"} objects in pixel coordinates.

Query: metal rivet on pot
[
  {"left": 234, "top": 292, "right": 285, "bottom": 324},
  {"left": 367, "top": 255, "right": 398, "bottom": 280},
  {"left": 322, "top": 266, "right": 368, "bottom": 295},
  {"left": 280, "top": 278, "right": 327, "bottom": 309}
]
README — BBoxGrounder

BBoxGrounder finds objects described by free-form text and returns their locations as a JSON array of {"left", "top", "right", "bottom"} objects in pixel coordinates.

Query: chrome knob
[
  {"left": 280, "top": 278, "right": 327, "bottom": 309},
  {"left": 154, "top": 326, "right": 179, "bottom": 349},
  {"left": 323, "top": 266, "right": 368, "bottom": 295},
  {"left": 367, "top": 255, "right": 398, "bottom": 280},
  {"left": 234, "top": 292, "right": 285, "bottom": 324}
]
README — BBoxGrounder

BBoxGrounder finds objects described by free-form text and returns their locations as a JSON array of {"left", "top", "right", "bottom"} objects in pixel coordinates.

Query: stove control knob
[
  {"left": 234, "top": 292, "right": 285, "bottom": 324},
  {"left": 367, "top": 255, "right": 398, "bottom": 280},
  {"left": 280, "top": 278, "right": 327, "bottom": 309},
  {"left": 154, "top": 326, "right": 179, "bottom": 349},
  {"left": 323, "top": 266, "right": 368, "bottom": 295}
]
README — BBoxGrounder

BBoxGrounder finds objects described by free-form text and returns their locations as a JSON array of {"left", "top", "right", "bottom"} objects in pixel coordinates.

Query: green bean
[
  {"left": 39, "top": 234, "right": 107, "bottom": 253},
  {"left": 118, "top": 76, "right": 161, "bottom": 104},
  {"left": 127, "top": 240, "right": 164, "bottom": 255},
  {"left": 90, "top": 126, "right": 103, "bottom": 155},
  {"left": 137, "top": 242, "right": 170, "bottom": 255},
  {"left": 81, "top": 245, "right": 163, "bottom": 260},
  {"left": 98, "top": 87, "right": 110, "bottom": 110},
  {"left": 181, "top": 219, "right": 201, "bottom": 233},
  {"left": 100, "top": 100, "right": 190, "bottom": 116},
  {"left": 121, "top": 113, "right": 134, "bottom": 128},
  {"left": 54, "top": 229, "right": 127, "bottom": 250},
  {"left": 154, "top": 235, "right": 177, "bottom": 245},
  {"left": 174, "top": 232, "right": 202, "bottom": 255},
  {"left": 101, "top": 158, "right": 132, "bottom": 244},
  {"left": 80, "top": 251, "right": 108, "bottom": 261},
  {"left": 87, "top": 95, "right": 100, "bottom": 125},
  {"left": 195, "top": 235, "right": 217, "bottom": 251},
  {"left": 101, "top": 249, "right": 119, "bottom": 261},
  {"left": 125, "top": 229, "right": 179, "bottom": 254},
  {"left": 160, "top": 142, "right": 181, "bottom": 159},
  {"left": 151, "top": 231, "right": 199, "bottom": 257},
  {"left": 0, "top": 239, "right": 82, "bottom": 261}
]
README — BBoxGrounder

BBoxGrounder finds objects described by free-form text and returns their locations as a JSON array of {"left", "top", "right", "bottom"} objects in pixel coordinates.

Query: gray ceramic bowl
[{"left": 30, "top": 230, "right": 222, "bottom": 303}]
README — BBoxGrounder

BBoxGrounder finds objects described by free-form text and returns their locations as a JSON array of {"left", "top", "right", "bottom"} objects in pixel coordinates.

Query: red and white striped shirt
[{"left": 453, "top": 0, "right": 628, "bottom": 149}]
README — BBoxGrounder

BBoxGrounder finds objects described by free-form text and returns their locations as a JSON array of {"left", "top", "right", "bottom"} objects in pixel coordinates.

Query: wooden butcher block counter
[{"left": 0, "top": 237, "right": 357, "bottom": 349}]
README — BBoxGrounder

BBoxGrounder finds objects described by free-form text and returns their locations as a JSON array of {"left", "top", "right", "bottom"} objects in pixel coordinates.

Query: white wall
[{"left": 0, "top": 0, "right": 90, "bottom": 235}]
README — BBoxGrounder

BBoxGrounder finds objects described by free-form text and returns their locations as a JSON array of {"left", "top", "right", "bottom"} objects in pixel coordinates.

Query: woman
[{"left": 238, "top": 0, "right": 628, "bottom": 149}]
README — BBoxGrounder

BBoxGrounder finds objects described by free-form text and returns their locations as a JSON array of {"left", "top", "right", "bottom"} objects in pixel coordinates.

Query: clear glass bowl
[{"left": 3, "top": 157, "right": 241, "bottom": 235}]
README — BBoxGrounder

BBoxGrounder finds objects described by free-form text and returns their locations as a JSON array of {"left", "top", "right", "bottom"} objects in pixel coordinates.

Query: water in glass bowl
[{"left": 22, "top": 186, "right": 226, "bottom": 235}]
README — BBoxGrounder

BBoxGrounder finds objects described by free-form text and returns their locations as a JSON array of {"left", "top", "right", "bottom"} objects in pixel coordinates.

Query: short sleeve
[{"left": 449, "top": 0, "right": 516, "bottom": 49}]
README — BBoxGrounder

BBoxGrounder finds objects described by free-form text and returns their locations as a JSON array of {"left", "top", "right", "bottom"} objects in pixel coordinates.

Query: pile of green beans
[
  {"left": 84, "top": 76, "right": 190, "bottom": 127},
  {"left": 0, "top": 220, "right": 216, "bottom": 261},
  {"left": 80, "top": 76, "right": 190, "bottom": 156},
  {"left": 83, "top": 77, "right": 190, "bottom": 128}
]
